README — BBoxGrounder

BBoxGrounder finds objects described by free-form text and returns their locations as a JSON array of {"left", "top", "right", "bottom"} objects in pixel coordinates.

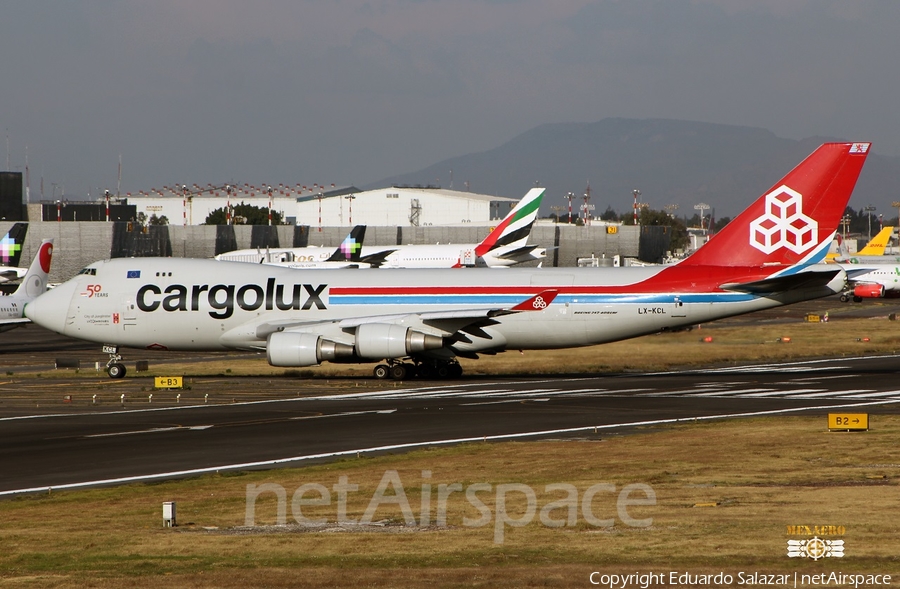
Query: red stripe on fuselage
[{"left": 329, "top": 265, "right": 783, "bottom": 295}]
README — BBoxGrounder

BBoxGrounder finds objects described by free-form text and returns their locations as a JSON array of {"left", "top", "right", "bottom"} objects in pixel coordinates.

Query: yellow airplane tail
[{"left": 856, "top": 226, "right": 894, "bottom": 256}]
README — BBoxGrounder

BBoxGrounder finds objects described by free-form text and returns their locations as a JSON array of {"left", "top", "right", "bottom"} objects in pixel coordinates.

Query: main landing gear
[
  {"left": 103, "top": 344, "right": 127, "bottom": 379},
  {"left": 373, "top": 359, "right": 463, "bottom": 381}
]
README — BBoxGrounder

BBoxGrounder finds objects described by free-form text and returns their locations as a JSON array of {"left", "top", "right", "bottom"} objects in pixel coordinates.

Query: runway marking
[
  {"left": 290, "top": 409, "right": 397, "bottom": 420},
  {"left": 4, "top": 398, "right": 898, "bottom": 497},
  {"left": 686, "top": 388, "right": 777, "bottom": 397},
  {"left": 837, "top": 390, "right": 900, "bottom": 398},
  {"left": 85, "top": 425, "right": 212, "bottom": 438},
  {"left": 638, "top": 388, "right": 733, "bottom": 396},
  {"left": 786, "top": 389, "right": 874, "bottom": 399}
]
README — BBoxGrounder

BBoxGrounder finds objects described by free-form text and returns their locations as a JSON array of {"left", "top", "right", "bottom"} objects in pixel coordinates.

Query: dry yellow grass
[{"left": 1, "top": 415, "right": 899, "bottom": 587}]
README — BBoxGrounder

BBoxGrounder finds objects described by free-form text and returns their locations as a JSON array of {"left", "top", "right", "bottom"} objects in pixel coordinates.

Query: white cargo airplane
[
  {"left": 25, "top": 143, "right": 869, "bottom": 379},
  {"left": 0, "top": 239, "right": 53, "bottom": 332},
  {"left": 0, "top": 223, "right": 30, "bottom": 283},
  {"left": 215, "top": 187, "right": 546, "bottom": 269}
]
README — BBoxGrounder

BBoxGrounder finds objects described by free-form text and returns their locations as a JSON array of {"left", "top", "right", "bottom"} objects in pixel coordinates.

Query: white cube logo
[{"left": 749, "top": 186, "right": 817, "bottom": 254}]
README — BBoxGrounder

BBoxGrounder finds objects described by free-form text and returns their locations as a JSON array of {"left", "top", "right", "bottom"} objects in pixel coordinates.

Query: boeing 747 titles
[
  {"left": 25, "top": 143, "right": 870, "bottom": 379},
  {"left": 0, "top": 239, "right": 53, "bottom": 332}
]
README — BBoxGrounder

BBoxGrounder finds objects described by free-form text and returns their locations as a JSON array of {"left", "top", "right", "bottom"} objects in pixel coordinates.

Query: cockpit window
[{"left": 77, "top": 268, "right": 97, "bottom": 276}]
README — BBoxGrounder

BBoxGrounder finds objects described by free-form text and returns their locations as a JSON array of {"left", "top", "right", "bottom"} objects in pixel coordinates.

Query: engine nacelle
[
  {"left": 355, "top": 323, "right": 444, "bottom": 360},
  {"left": 266, "top": 332, "right": 355, "bottom": 367},
  {"left": 853, "top": 283, "right": 885, "bottom": 299}
]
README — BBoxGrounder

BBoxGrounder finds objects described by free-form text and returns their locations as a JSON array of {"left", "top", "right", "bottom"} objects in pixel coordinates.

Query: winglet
[
  {"left": 680, "top": 142, "right": 871, "bottom": 268},
  {"left": 511, "top": 289, "right": 557, "bottom": 311}
]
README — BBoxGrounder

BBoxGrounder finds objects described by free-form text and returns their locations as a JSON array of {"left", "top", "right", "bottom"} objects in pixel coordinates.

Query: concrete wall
[{"left": 6, "top": 221, "right": 641, "bottom": 284}]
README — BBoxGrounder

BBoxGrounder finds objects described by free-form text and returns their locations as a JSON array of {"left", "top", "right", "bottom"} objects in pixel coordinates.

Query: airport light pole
[
  {"left": 632, "top": 189, "right": 641, "bottom": 224},
  {"left": 694, "top": 202, "right": 710, "bottom": 233},
  {"left": 345, "top": 194, "right": 356, "bottom": 226},
  {"left": 550, "top": 205, "right": 564, "bottom": 223},
  {"left": 564, "top": 192, "right": 575, "bottom": 224},
  {"left": 864, "top": 205, "right": 876, "bottom": 241}
]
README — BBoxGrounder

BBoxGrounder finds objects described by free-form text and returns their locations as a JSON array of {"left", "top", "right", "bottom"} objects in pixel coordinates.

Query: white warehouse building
[
  {"left": 296, "top": 186, "right": 518, "bottom": 227},
  {"left": 122, "top": 184, "right": 519, "bottom": 226}
]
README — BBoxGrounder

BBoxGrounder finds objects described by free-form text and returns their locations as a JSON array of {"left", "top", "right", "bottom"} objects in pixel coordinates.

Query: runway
[{"left": 2, "top": 354, "right": 900, "bottom": 495}]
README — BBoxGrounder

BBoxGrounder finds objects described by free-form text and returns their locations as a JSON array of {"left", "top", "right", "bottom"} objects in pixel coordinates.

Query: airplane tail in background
[
  {"left": 680, "top": 143, "right": 871, "bottom": 268},
  {"left": 0, "top": 223, "right": 28, "bottom": 268},
  {"left": 856, "top": 226, "right": 893, "bottom": 256},
  {"left": 325, "top": 225, "right": 366, "bottom": 262},
  {"left": 474, "top": 187, "right": 545, "bottom": 257},
  {"left": 14, "top": 239, "right": 53, "bottom": 301}
]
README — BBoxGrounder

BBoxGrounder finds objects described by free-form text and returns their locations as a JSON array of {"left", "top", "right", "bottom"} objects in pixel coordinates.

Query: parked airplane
[
  {"left": 361, "top": 187, "right": 546, "bottom": 268},
  {"left": 855, "top": 226, "right": 894, "bottom": 256},
  {"left": 0, "top": 223, "right": 30, "bottom": 283},
  {"left": 833, "top": 226, "right": 899, "bottom": 264},
  {"left": 215, "top": 188, "right": 546, "bottom": 269},
  {"left": 214, "top": 225, "right": 374, "bottom": 268},
  {"left": 0, "top": 239, "right": 53, "bottom": 333},
  {"left": 838, "top": 263, "right": 900, "bottom": 302},
  {"left": 24, "top": 143, "right": 869, "bottom": 379}
]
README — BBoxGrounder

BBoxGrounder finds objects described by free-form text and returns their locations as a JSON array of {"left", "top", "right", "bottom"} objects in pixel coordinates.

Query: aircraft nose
[{"left": 24, "top": 279, "right": 77, "bottom": 334}]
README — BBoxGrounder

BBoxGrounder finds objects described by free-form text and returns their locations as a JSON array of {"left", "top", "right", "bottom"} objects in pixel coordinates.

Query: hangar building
[{"left": 60, "top": 184, "right": 520, "bottom": 227}]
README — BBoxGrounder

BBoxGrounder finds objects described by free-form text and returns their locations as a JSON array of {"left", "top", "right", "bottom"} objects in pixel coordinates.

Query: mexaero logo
[
  {"left": 749, "top": 185, "right": 818, "bottom": 254},
  {"left": 136, "top": 278, "right": 327, "bottom": 319}
]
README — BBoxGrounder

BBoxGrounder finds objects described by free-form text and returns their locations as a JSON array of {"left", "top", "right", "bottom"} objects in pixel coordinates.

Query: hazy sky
[{"left": 2, "top": 1, "right": 897, "bottom": 201}]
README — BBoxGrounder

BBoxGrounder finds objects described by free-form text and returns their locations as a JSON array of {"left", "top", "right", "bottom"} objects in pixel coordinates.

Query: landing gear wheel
[
  {"left": 389, "top": 364, "right": 408, "bottom": 380},
  {"left": 107, "top": 363, "right": 127, "bottom": 379},
  {"left": 373, "top": 364, "right": 390, "bottom": 379},
  {"left": 448, "top": 363, "right": 463, "bottom": 378},
  {"left": 853, "top": 295, "right": 862, "bottom": 303},
  {"left": 840, "top": 294, "right": 849, "bottom": 302}
]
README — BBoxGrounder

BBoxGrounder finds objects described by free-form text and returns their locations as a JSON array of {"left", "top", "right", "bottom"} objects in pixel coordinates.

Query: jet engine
[
  {"left": 267, "top": 332, "right": 355, "bottom": 367},
  {"left": 853, "top": 283, "right": 885, "bottom": 299},
  {"left": 354, "top": 323, "right": 444, "bottom": 359}
]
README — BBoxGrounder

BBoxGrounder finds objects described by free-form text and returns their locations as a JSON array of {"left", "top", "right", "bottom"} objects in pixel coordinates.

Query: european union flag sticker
[{"left": 127, "top": 270, "right": 141, "bottom": 279}]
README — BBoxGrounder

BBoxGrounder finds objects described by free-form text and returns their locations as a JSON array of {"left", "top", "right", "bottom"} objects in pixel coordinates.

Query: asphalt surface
[
  {"left": 2, "top": 297, "right": 900, "bottom": 495},
  {"left": 3, "top": 351, "right": 900, "bottom": 494}
]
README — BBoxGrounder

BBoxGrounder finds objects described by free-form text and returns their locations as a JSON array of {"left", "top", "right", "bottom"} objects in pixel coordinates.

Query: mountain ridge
[{"left": 367, "top": 118, "right": 892, "bottom": 218}]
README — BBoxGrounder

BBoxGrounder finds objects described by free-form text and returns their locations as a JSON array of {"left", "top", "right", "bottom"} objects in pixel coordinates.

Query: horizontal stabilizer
[
  {"left": 360, "top": 249, "right": 396, "bottom": 267},
  {"left": 495, "top": 244, "right": 545, "bottom": 260},
  {"left": 720, "top": 269, "right": 842, "bottom": 294}
]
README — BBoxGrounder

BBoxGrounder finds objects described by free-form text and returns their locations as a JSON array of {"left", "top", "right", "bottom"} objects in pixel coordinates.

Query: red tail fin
[{"left": 681, "top": 142, "right": 870, "bottom": 267}]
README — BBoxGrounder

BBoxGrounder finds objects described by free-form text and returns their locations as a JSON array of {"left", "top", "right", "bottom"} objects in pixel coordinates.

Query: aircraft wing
[
  {"left": 719, "top": 269, "right": 843, "bottom": 294},
  {"left": 253, "top": 290, "right": 558, "bottom": 341}
]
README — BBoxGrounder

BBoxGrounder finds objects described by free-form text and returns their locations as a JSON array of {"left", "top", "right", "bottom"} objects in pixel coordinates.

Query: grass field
[
  {"left": 2, "top": 309, "right": 900, "bottom": 587},
  {"left": 1, "top": 415, "right": 898, "bottom": 587}
]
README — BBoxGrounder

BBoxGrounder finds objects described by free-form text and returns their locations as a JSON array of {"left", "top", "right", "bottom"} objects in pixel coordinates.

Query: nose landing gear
[{"left": 102, "top": 344, "right": 127, "bottom": 379}]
